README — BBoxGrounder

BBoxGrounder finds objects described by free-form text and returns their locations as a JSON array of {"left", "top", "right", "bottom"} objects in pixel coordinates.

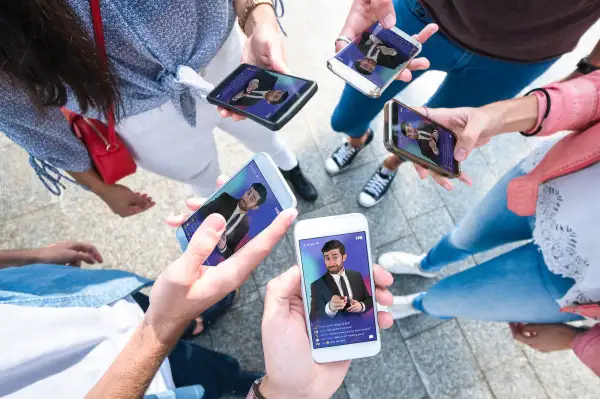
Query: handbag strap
[{"left": 89, "top": 0, "right": 117, "bottom": 149}]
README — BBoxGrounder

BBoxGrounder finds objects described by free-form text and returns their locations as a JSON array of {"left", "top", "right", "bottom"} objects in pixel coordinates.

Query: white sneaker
[
  {"left": 389, "top": 293, "right": 423, "bottom": 319},
  {"left": 378, "top": 252, "right": 438, "bottom": 278}
]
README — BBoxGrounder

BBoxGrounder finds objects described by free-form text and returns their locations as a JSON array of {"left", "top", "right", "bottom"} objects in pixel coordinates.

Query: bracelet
[
  {"left": 246, "top": 378, "right": 266, "bottom": 399},
  {"left": 520, "top": 88, "right": 551, "bottom": 136},
  {"left": 238, "top": 0, "right": 275, "bottom": 34}
]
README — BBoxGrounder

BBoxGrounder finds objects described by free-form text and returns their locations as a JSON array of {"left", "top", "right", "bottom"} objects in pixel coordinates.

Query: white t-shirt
[{"left": 0, "top": 296, "right": 175, "bottom": 398}]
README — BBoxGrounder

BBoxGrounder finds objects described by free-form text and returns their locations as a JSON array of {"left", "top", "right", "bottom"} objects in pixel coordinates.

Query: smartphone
[
  {"left": 384, "top": 99, "right": 460, "bottom": 178},
  {"left": 327, "top": 23, "right": 421, "bottom": 98},
  {"left": 207, "top": 63, "right": 318, "bottom": 131},
  {"left": 294, "top": 214, "right": 381, "bottom": 363},
  {"left": 176, "top": 153, "right": 297, "bottom": 264}
]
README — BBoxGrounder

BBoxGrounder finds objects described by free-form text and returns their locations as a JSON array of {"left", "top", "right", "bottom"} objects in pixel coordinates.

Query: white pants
[{"left": 116, "top": 29, "right": 297, "bottom": 196}]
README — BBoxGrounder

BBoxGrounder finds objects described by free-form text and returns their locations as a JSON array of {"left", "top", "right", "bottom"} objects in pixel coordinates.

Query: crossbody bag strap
[{"left": 89, "top": 0, "right": 117, "bottom": 149}]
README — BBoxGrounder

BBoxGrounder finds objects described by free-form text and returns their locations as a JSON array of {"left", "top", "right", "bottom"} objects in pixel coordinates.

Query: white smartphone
[
  {"left": 294, "top": 213, "right": 381, "bottom": 363},
  {"left": 327, "top": 23, "right": 421, "bottom": 98},
  {"left": 176, "top": 152, "right": 297, "bottom": 265}
]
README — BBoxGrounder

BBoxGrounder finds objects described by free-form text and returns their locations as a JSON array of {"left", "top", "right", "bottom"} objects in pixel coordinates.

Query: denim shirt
[{"left": 0, "top": 264, "right": 205, "bottom": 399}]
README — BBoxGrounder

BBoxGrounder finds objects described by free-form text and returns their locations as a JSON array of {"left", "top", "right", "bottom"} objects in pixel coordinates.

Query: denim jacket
[{"left": 0, "top": 264, "right": 205, "bottom": 399}]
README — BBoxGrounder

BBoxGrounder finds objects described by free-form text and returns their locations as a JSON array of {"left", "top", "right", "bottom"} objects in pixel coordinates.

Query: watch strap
[
  {"left": 238, "top": 0, "right": 275, "bottom": 34},
  {"left": 577, "top": 57, "right": 600, "bottom": 75}
]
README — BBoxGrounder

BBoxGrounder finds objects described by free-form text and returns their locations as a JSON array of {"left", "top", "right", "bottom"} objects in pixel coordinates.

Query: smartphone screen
[
  {"left": 391, "top": 102, "right": 459, "bottom": 175},
  {"left": 334, "top": 23, "right": 419, "bottom": 88},
  {"left": 211, "top": 65, "right": 310, "bottom": 122},
  {"left": 300, "top": 232, "right": 377, "bottom": 349},
  {"left": 181, "top": 160, "right": 283, "bottom": 266}
]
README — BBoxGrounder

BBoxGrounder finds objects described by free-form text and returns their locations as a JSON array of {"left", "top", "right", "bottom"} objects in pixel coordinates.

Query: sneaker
[
  {"left": 280, "top": 162, "right": 318, "bottom": 202},
  {"left": 358, "top": 164, "right": 396, "bottom": 208},
  {"left": 378, "top": 252, "right": 438, "bottom": 278},
  {"left": 389, "top": 293, "right": 424, "bottom": 320},
  {"left": 325, "top": 129, "right": 374, "bottom": 175}
]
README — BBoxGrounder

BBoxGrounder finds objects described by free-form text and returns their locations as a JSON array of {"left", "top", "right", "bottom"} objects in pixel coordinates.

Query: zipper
[{"left": 82, "top": 117, "right": 110, "bottom": 147}]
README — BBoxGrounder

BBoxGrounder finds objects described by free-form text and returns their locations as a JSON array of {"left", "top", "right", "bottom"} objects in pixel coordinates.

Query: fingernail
[
  {"left": 207, "top": 213, "right": 226, "bottom": 232},
  {"left": 287, "top": 209, "right": 298, "bottom": 226},
  {"left": 455, "top": 148, "right": 467, "bottom": 161},
  {"left": 383, "top": 13, "right": 396, "bottom": 29},
  {"left": 443, "top": 182, "right": 452, "bottom": 191}
]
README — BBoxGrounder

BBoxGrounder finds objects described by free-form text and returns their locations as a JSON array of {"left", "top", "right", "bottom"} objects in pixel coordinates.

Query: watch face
[{"left": 578, "top": 58, "right": 600, "bottom": 74}]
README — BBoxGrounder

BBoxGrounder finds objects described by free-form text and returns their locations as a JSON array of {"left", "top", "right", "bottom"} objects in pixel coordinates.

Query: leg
[
  {"left": 413, "top": 243, "right": 581, "bottom": 323},
  {"left": 168, "top": 340, "right": 261, "bottom": 399}
]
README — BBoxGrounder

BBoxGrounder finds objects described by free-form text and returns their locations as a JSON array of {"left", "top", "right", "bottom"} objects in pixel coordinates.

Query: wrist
[
  {"left": 259, "top": 376, "right": 313, "bottom": 399},
  {"left": 143, "top": 310, "right": 189, "bottom": 347},
  {"left": 244, "top": 3, "right": 278, "bottom": 35}
]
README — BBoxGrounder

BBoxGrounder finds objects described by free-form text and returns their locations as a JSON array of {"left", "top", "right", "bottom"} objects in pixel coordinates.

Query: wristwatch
[
  {"left": 576, "top": 57, "right": 600, "bottom": 75},
  {"left": 246, "top": 378, "right": 266, "bottom": 399},
  {"left": 238, "top": 0, "right": 275, "bottom": 33}
]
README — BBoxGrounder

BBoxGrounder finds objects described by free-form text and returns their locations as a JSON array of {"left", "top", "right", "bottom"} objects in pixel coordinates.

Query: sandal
[{"left": 181, "top": 289, "right": 238, "bottom": 339}]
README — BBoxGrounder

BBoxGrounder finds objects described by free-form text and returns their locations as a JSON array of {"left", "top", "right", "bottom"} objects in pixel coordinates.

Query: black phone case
[{"left": 207, "top": 64, "right": 318, "bottom": 131}]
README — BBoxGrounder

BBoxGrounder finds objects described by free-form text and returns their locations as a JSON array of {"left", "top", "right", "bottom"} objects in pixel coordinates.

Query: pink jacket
[{"left": 506, "top": 71, "right": 600, "bottom": 375}]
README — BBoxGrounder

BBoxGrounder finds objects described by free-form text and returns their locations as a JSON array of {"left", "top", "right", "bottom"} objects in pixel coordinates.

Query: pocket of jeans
[{"left": 405, "top": 0, "right": 432, "bottom": 23}]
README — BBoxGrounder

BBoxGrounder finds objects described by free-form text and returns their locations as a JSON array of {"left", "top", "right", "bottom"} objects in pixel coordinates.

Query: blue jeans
[
  {"left": 330, "top": 0, "right": 558, "bottom": 138},
  {"left": 412, "top": 164, "right": 582, "bottom": 323}
]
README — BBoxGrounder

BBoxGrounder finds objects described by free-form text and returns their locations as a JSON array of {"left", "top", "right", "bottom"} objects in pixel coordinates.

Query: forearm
[
  {"left": 86, "top": 319, "right": 181, "bottom": 399},
  {"left": 67, "top": 168, "right": 110, "bottom": 197},
  {"left": 481, "top": 94, "right": 539, "bottom": 136},
  {"left": 0, "top": 249, "right": 42, "bottom": 268},
  {"left": 234, "top": 0, "right": 278, "bottom": 36}
]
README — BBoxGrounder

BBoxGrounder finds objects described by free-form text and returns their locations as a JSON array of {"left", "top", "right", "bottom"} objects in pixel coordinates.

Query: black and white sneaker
[
  {"left": 359, "top": 164, "right": 397, "bottom": 208},
  {"left": 324, "top": 129, "right": 374, "bottom": 175}
]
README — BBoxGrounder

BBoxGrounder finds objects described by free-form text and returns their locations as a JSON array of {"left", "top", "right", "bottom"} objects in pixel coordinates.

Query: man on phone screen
[
  {"left": 230, "top": 70, "right": 289, "bottom": 106},
  {"left": 354, "top": 32, "right": 408, "bottom": 75},
  {"left": 399, "top": 121, "right": 441, "bottom": 164},
  {"left": 199, "top": 183, "right": 267, "bottom": 259},
  {"left": 309, "top": 240, "right": 373, "bottom": 321}
]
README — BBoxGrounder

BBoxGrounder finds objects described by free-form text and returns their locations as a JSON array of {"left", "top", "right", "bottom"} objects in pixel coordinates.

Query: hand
[
  {"left": 328, "top": 295, "right": 347, "bottom": 312},
  {"left": 98, "top": 184, "right": 155, "bottom": 217},
  {"left": 147, "top": 206, "right": 298, "bottom": 343},
  {"left": 218, "top": 6, "right": 288, "bottom": 122},
  {"left": 34, "top": 241, "right": 103, "bottom": 267},
  {"left": 428, "top": 138, "right": 439, "bottom": 155},
  {"left": 410, "top": 106, "right": 505, "bottom": 190},
  {"left": 509, "top": 323, "right": 580, "bottom": 353},
  {"left": 336, "top": 0, "right": 438, "bottom": 82},
  {"left": 259, "top": 264, "right": 394, "bottom": 399},
  {"left": 347, "top": 299, "right": 363, "bottom": 313}
]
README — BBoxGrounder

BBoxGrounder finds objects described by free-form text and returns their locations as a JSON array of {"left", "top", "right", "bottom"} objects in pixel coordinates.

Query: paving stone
[
  {"left": 253, "top": 234, "right": 295, "bottom": 287},
  {"left": 231, "top": 277, "right": 262, "bottom": 311},
  {"left": 406, "top": 321, "right": 483, "bottom": 398},
  {"left": 459, "top": 320, "right": 524, "bottom": 371},
  {"left": 211, "top": 302, "right": 266, "bottom": 372},
  {"left": 392, "top": 163, "right": 444, "bottom": 220},
  {"left": 409, "top": 207, "right": 455, "bottom": 251},
  {"left": 345, "top": 324, "right": 426, "bottom": 399},
  {"left": 332, "top": 162, "right": 410, "bottom": 249},
  {"left": 479, "top": 133, "right": 533, "bottom": 177},
  {"left": 485, "top": 356, "right": 548, "bottom": 399}
]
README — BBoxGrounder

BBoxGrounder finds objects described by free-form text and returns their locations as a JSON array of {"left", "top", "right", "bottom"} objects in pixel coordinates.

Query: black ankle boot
[{"left": 280, "top": 163, "right": 318, "bottom": 202}]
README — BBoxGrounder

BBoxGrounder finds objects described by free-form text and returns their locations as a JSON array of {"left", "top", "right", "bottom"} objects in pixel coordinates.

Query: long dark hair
[{"left": 0, "top": 1, "right": 120, "bottom": 116}]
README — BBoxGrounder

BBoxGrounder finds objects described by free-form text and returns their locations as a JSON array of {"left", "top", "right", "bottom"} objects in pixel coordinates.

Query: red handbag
[{"left": 61, "top": 0, "right": 136, "bottom": 185}]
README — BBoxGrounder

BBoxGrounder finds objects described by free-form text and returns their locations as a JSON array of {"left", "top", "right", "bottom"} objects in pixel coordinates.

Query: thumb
[
  {"left": 182, "top": 214, "right": 226, "bottom": 272},
  {"left": 521, "top": 324, "right": 540, "bottom": 338},
  {"left": 454, "top": 115, "right": 485, "bottom": 162},
  {"left": 263, "top": 265, "right": 301, "bottom": 318},
  {"left": 372, "top": 0, "right": 396, "bottom": 29},
  {"left": 268, "top": 42, "right": 290, "bottom": 74}
]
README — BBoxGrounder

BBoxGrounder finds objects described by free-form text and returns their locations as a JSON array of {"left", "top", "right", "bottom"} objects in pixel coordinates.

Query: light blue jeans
[{"left": 412, "top": 164, "right": 583, "bottom": 323}]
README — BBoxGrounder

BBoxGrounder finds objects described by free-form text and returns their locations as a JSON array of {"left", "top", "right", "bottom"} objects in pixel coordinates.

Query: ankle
[
  {"left": 383, "top": 155, "right": 403, "bottom": 171},
  {"left": 348, "top": 130, "right": 371, "bottom": 148}
]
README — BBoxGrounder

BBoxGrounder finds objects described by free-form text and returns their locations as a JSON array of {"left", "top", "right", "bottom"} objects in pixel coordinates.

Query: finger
[
  {"left": 165, "top": 213, "right": 191, "bottom": 227},
  {"left": 216, "top": 175, "right": 229, "bottom": 188},
  {"left": 455, "top": 114, "right": 485, "bottom": 162},
  {"left": 183, "top": 214, "right": 227, "bottom": 272},
  {"left": 377, "top": 311, "right": 394, "bottom": 329},
  {"left": 431, "top": 172, "right": 453, "bottom": 191},
  {"left": 68, "top": 250, "right": 97, "bottom": 265},
  {"left": 413, "top": 163, "right": 430, "bottom": 179},
  {"left": 264, "top": 265, "right": 302, "bottom": 320},
  {"left": 373, "top": 264, "right": 394, "bottom": 287},
  {"left": 405, "top": 57, "right": 430, "bottom": 72},
  {"left": 412, "top": 23, "right": 439, "bottom": 44},
  {"left": 185, "top": 197, "right": 207, "bottom": 211},
  {"left": 522, "top": 324, "right": 541, "bottom": 338},
  {"left": 375, "top": 287, "right": 393, "bottom": 307},
  {"left": 267, "top": 42, "right": 291, "bottom": 75},
  {"left": 231, "top": 113, "right": 247, "bottom": 122},
  {"left": 395, "top": 68, "right": 413, "bottom": 82},
  {"left": 458, "top": 172, "right": 473, "bottom": 186},
  {"left": 372, "top": 0, "right": 396, "bottom": 29},
  {"left": 69, "top": 242, "right": 103, "bottom": 263},
  {"left": 218, "top": 108, "right": 232, "bottom": 118},
  {"left": 226, "top": 208, "right": 298, "bottom": 270}
]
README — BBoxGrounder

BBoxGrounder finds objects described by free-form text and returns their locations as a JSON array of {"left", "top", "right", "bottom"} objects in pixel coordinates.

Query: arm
[
  {"left": 572, "top": 324, "right": 600, "bottom": 376},
  {"left": 234, "top": 0, "right": 278, "bottom": 37},
  {"left": 0, "top": 249, "right": 43, "bottom": 268},
  {"left": 0, "top": 241, "right": 102, "bottom": 269},
  {"left": 523, "top": 72, "right": 600, "bottom": 136},
  {"left": 85, "top": 319, "right": 182, "bottom": 399}
]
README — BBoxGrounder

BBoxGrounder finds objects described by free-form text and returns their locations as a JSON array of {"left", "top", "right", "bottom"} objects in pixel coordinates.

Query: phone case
[{"left": 207, "top": 64, "right": 318, "bottom": 131}]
